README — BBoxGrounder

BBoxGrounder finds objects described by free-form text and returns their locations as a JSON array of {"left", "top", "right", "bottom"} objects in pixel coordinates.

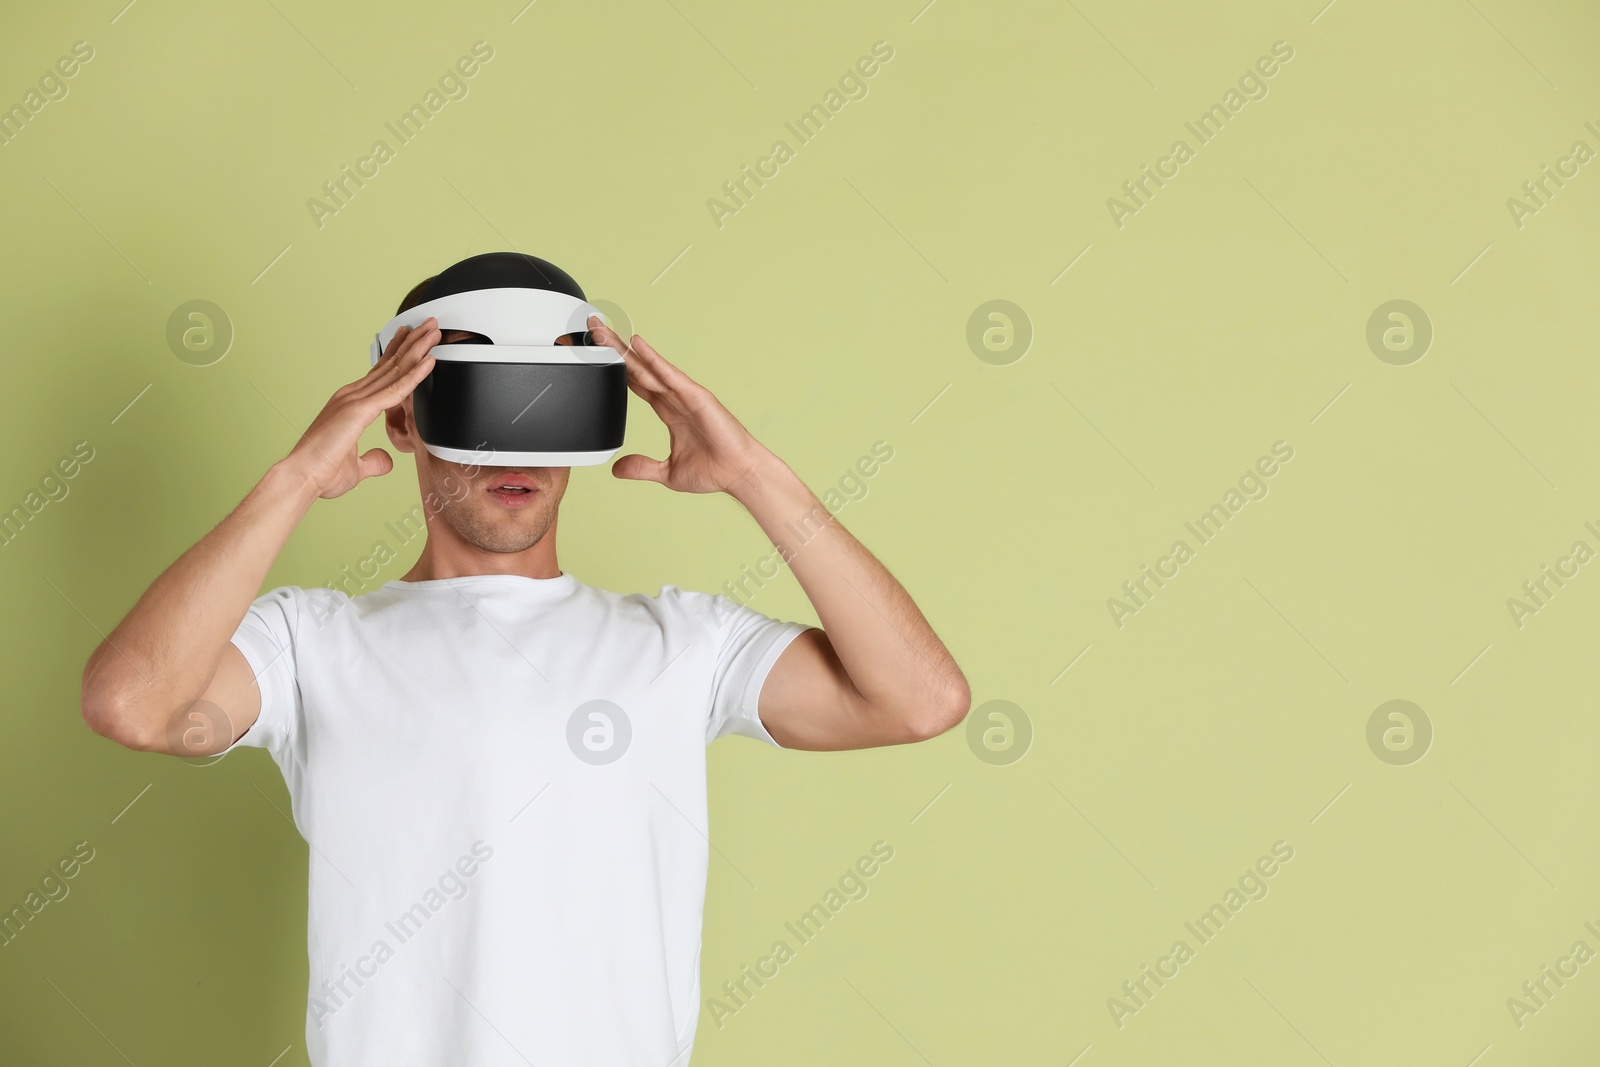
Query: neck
[{"left": 399, "top": 523, "right": 562, "bottom": 583}]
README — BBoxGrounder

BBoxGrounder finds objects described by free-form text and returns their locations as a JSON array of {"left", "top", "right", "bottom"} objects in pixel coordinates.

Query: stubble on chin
[{"left": 438, "top": 495, "right": 556, "bottom": 554}]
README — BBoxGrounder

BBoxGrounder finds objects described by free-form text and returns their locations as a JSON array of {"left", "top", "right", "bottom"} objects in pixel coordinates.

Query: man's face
[{"left": 383, "top": 327, "right": 575, "bottom": 555}]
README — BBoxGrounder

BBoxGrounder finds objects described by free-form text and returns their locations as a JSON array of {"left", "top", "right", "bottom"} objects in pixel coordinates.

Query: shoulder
[
  {"left": 602, "top": 583, "right": 744, "bottom": 635},
  {"left": 244, "top": 584, "right": 355, "bottom": 634}
]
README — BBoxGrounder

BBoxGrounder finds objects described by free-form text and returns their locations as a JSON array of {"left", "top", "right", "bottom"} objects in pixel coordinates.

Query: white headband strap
[{"left": 370, "top": 287, "right": 605, "bottom": 365}]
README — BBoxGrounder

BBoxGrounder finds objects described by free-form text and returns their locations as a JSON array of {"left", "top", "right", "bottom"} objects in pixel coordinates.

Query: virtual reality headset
[{"left": 369, "top": 252, "right": 627, "bottom": 467}]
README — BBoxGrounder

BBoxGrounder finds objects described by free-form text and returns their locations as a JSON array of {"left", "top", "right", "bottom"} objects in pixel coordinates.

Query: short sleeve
[
  {"left": 700, "top": 592, "right": 813, "bottom": 747},
  {"left": 223, "top": 586, "right": 306, "bottom": 756}
]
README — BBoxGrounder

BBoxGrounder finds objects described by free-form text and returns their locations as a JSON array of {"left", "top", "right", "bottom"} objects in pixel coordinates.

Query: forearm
[
  {"left": 81, "top": 461, "right": 317, "bottom": 738},
  {"left": 729, "top": 449, "right": 970, "bottom": 727}
]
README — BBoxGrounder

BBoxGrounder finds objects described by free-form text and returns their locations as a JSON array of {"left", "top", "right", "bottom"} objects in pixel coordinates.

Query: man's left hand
[{"left": 588, "top": 314, "right": 773, "bottom": 499}]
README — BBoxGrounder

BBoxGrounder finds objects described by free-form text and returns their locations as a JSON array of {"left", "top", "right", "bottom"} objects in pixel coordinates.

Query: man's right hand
[
  {"left": 79, "top": 316, "right": 441, "bottom": 754},
  {"left": 283, "top": 317, "right": 440, "bottom": 499}
]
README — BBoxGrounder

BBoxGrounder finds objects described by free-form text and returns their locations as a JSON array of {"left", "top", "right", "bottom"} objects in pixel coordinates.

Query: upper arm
[
  {"left": 209, "top": 587, "right": 305, "bottom": 757},
  {"left": 175, "top": 641, "right": 265, "bottom": 757},
  {"left": 166, "top": 583, "right": 303, "bottom": 758},
  {"left": 753, "top": 628, "right": 922, "bottom": 751},
  {"left": 697, "top": 590, "right": 951, "bottom": 752}
]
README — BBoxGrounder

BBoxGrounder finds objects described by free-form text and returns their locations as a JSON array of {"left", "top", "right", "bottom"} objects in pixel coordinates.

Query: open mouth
[{"left": 488, "top": 480, "right": 538, "bottom": 508}]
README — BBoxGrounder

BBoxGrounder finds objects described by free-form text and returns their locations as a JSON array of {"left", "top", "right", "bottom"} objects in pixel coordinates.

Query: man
[{"left": 79, "top": 252, "right": 970, "bottom": 1066}]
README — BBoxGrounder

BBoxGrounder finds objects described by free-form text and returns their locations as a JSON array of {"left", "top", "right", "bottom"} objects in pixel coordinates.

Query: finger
[
  {"left": 357, "top": 447, "right": 394, "bottom": 480},
  {"left": 390, "top": 322, "right": 440, "bottom": 378},
  {"left": 588, "top": 318, "right": 669, "bottom": 395},
  {"left": 593, "top": 322, "right": 669, "bottom": 392},
  {"left": 378, "top": 323, "right": 414, "bottom": 365},
  {"left": 357, "top": 322, "right": 438, "bottom": 400},
  {"left": 358, "top": 322, "right": 429, "bottom": 396},
  {"left": 370, "top": 349, "right": 436, "bottom": 409},
  {"left": 623, "top": 371, "right": 662, "bottom": 404},
  {"left": 623, "top": 354, "right": 670, "bottom": 398},
  {"left": 371, "top": 318, "right": 429, "bottom": 375},
  {"left": 587, "top": 315, "right": 629, "bottom": 356},
  {"left": 629, "top": 333, "right": 698, "bottom": 394},
  {"left": 381, "top": 318, "right": 436, "bottom": 367},
  {"left": 389, "top": 318, "right": 438, "bottom": 370},
  {"left": 341, "top": 323, "right": 414, "bottom": 400},
  {"left": 611, "top": 453, "right": 669, "bottom": 484}
]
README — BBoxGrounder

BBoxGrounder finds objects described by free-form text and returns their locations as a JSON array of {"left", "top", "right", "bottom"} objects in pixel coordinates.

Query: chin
[{"left": 443, "top": 503, "right": 555, "bottom": 555}]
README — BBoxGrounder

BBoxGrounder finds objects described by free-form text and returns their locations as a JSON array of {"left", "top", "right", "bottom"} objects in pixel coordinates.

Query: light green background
[{"left": 2, "top": 0, "right": 1597, "bottom": 1064}]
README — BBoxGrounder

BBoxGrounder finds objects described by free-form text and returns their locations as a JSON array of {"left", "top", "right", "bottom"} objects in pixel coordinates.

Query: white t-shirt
[{"left": 224, "top": 572, "right": 811, "bottom": 1067}]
